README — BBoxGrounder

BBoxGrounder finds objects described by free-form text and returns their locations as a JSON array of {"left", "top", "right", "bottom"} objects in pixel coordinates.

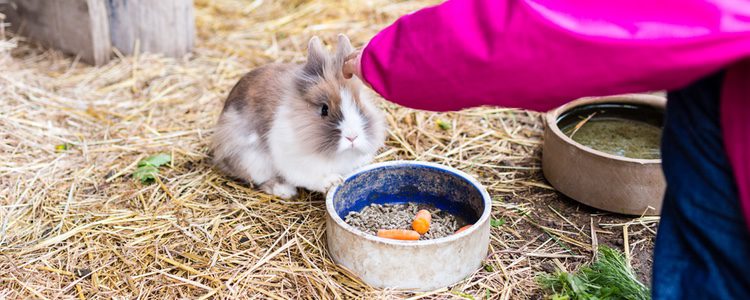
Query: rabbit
[{"left": 211, "top": 34, "right": 386, "bottom": 199}]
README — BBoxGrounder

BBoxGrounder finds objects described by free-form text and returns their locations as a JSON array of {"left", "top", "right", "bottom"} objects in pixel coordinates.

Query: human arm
[{"left": 350, "top": 0, "right": 750, "bottom": 112}]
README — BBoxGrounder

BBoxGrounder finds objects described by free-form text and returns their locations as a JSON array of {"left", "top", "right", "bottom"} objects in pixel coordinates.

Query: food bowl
[
  {"left": 542, "top": 94, "right": 667, "bottom": 215},
  {"left": 326, "top": 161, "right": 491, "bottom": 291}
]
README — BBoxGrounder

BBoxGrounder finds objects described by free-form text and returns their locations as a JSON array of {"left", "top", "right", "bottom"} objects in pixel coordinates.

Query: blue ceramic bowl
[{"left": 326, "top": 161, "right": 491, "bottom": 291}]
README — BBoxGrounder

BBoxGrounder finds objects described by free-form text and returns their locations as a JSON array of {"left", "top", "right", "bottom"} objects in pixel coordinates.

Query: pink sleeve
[{"left": 360, "top": 0, "right": 750, "bottom": 112}]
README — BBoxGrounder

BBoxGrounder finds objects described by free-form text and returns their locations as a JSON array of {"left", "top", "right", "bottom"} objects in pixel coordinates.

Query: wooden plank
[
  {"left": 0, "top": 0, "right": 111, "bottom": 65},
  {"left": 106, "top": 0, "right": 195, "bottom": 57}
]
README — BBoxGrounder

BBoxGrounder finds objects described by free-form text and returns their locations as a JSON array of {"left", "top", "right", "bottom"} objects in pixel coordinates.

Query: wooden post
[
  {"left": 106, "top": 0, "right": 195, "bottom": 57},
  {"left": 0, "top": 0, "right": 195, "bottom": 65},
  {"left": 0, "top": 0, "right": 111, "bottom": 65}
]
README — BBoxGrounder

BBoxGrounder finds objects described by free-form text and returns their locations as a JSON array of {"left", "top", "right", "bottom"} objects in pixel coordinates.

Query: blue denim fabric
[{"left": 652, "top": 71, "right": 750, "bottom": 299}]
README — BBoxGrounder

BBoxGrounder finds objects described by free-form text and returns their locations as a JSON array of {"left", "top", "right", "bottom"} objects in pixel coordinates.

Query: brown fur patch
[{"left": 219, "top": 64, "right": 293, "bottom": 144}]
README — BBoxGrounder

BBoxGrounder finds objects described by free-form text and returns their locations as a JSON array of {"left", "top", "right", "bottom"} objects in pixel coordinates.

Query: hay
[{"left": 0, "top": 1, "right": 657, "bottom": 298}]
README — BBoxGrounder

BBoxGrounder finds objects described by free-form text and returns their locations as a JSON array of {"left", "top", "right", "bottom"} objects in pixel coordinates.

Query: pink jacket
[{"left": 359, "top": 0, "right": 750, "bottom": 228}]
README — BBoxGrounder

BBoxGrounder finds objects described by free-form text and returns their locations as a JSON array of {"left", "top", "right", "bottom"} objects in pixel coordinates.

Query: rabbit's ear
[
  {"left": 305, "top": 36, "right": 328, "bottom": 77},
  {"left": 335, "top": 34, "right": 354, "bottom": 62}
]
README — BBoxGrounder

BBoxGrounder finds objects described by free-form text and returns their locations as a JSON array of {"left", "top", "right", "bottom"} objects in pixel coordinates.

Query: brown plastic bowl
[{"left": 542, "top": 94, "right": 666, "bottom": 215}]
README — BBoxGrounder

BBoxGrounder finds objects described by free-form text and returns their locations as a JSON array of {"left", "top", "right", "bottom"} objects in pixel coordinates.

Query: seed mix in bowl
[{"left": 344, "top": 202, "right": 466, "bottom": 240}]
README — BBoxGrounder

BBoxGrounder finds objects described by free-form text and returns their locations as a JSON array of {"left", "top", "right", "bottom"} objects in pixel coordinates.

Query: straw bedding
[{"left": 0, "top": 1, "right": 657, "bottom": 299}]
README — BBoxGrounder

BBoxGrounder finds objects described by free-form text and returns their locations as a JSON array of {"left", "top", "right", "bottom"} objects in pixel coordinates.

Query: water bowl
[
  {"left": 326, "top": 161, "right": 491, "bottom": 291},
  {"left": 542, "top": 94, "right": 667, "bottom": 215}
]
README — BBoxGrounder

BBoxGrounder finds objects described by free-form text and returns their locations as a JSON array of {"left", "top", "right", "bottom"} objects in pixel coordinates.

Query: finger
[
  {"left": 342, "top": 50, "right": 360, "bottom": 79},
  {"left": 343, "top": 62, "right": 354, "bottom": 79},
  {"left": 344, "top": 50, "right": 360, "bottom": 61}
]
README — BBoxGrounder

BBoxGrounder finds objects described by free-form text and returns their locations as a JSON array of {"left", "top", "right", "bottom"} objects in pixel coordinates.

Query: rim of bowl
[
  {"left": 546, "top": 94, "right": 666, "bottom": 165},
  {"left": 326, "top": 160, "right": 492, "bottom": 246}
]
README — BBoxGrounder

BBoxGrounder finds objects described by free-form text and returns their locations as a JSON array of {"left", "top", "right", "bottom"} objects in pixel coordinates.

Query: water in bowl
[
  {"left": 556, "top": 103, "right": 663, "bottom": 160},
  {"left": 562, "top": 117, "right": 661, "bottom": 159}
]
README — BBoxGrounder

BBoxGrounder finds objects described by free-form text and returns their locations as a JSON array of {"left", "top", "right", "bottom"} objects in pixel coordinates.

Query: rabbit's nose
[{"left": 345, "top": 135, "right": 358, "bottom": 142}]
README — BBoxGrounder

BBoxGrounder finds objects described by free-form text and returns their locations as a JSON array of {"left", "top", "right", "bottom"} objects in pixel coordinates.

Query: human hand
[{"left": 343, "top": 49, "right": 362, "bottom": 80}]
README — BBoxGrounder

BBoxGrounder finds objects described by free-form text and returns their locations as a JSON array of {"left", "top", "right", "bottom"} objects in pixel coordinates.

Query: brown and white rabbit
[{"left": 211, "top": 34, "right": 386, "bottom": 199}]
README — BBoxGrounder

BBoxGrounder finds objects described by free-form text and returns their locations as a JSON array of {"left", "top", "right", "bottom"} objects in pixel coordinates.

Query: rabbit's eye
[{"left": 320, "top": 104, "right": 329, "bottom": 117}]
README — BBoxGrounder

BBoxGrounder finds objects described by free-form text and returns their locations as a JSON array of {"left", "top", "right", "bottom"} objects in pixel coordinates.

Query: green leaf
[
  {"left": 139, "top": 153, "right": 171, "bottom": 167},
  {"left": 490, "top": 218, "right": 506, "bottom": 228},
  {"left": 133, "top": 153, "right": 172, "bottom": 184},
  {"left": 132, "top": 165, "right": 158, "bottom": 183},
  {"left": 55, "top": 143, "right": 73, "bottom": 152},
  {"left": 436, "top": 119, "right": 451, "bottom": 130},
  {"left": 483, "top": 264, "right": 495, "bottom": 272}
]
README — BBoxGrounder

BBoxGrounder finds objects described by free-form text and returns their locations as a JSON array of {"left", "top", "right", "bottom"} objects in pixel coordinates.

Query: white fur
[
  {"left": 337, "top": 88, "right": 368, "bottom": 153},
  {"left": 261, "top": 181, "right": 297, "bottom": 199},
  {"left": 267, "top": 87, "right": 382, "bottom": 193},
  {"left": 213, "top": 110, "right": 275, "bottom": 185}
]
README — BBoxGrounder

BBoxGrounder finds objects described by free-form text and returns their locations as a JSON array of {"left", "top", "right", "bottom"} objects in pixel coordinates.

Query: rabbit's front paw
[
  {"left": 321, "top": 174, "right": 344, "bottom": 192},
  {"left": 261, "top": 180, "right": 298, "bottom": 199}
]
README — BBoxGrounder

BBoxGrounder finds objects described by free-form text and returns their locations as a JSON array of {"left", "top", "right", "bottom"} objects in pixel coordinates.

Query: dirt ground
[
  {"left": 0, "top": 1, "right": 658, "bottom": 299},
  {"left": 515, "top": 180, "right": 657, "bottom": 287},
  {"left": 475, "top": 140, "right": 658, "bottom": 288}
]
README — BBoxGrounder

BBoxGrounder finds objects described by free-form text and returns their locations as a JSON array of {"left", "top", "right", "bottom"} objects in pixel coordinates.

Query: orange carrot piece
[
  {"left": 377, "top": 229, "right": 420, "bottom": 241},
  {"left": 412, "top": 218, "right": 429, "bottom": 234},
  {"left": 455, "top": 224, "right": 473, "bottom": 234},
  {"left": 415, "top": 209, "right": 432, "bottom": 222},
  {"left": 412, "top": 209, "right": 432, "bottom": 234}
]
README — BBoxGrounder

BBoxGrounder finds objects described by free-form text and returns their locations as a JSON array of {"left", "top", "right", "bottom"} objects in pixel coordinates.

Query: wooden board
[
  {"left": 0, "top": 0, "right": 195, "bottom": 65},
  {"left": 106, "top": 0, "right": 195, "bottom": 57},
  {"left": 0, "top": 0, "right": 111, "bottom": 65}
]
